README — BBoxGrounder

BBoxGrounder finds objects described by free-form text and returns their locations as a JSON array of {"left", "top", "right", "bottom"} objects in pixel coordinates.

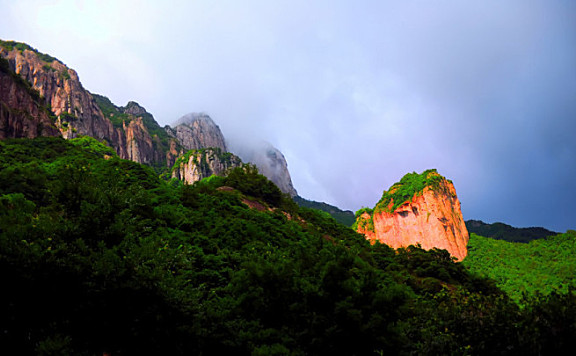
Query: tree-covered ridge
[
  {"left": 0, "top": 39, "right": 58, "bottom": 63},
  {"left": 464, "top": 232, "right": 576, "bottom": 304},
  {"left": 374, "top": 169, "right": 452, "bottom": 214},
  {"left": 466, "top": 219, "right": 557, "bottom": 243},
  {"left": 293, "top": 196, "right": 355, "bottom": 226},
  {"left": 1, "top": 137, "right": 575, "bottom": 354}
]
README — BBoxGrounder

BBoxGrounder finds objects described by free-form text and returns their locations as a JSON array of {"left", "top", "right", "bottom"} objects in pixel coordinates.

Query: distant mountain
[
  {"left": 229, "top": 140, "right": 298, "bottom": 197},
  {"left": 465, "top": 220, "right": 557, "bottom": 243},
  {"left": 293, "top": 196, "right": 355, "bottom": 226}
]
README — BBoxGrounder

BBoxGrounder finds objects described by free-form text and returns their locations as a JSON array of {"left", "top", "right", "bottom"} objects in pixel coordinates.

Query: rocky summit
[
  {"left": 355, "top": 169, "right": 469, "bottom": 261},
  {"left": 168, "top": 113, "right": 228, "bottom": 152}
]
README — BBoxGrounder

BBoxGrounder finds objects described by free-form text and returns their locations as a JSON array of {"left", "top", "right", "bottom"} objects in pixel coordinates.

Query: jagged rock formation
[
  {"left": 230, "top": 141, "right": 298, "bottom": 197},
  {"left": 171, "top": 148, "right": 243, "bottom": 184},
  {"left": 168, "top": 113, "right": 227, "bottom": 152},
  {"left": 356, "top": 170, "right": 469, "bottom": 261},
  {"left": 0, "top": 56, "right": 60, "bottom": 139},
  {"left": 0, "top": 40, "right": 178, "bottom": 167},
  {"left": 0, "top": 39, "right": 299, "bottom": 192}
]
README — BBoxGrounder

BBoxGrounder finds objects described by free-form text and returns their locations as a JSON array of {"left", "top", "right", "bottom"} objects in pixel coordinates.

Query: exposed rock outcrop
[
  {"left": 0, "top": 40, "right": 177, "bottom": 167},
  {"left": 171, "top": 148, "right": 243, "bottom": 184},
  {"left": 356, "top": 170, "right": 469, "bottom": 261},
  {"left": 230, "top": 141, "right": 298, "bottom": 197},
  {"left": 0, "top": 57, "right": 59, "bottom": 139},
  {"left": 168, "top": 113, "right": 227, "bottom": 152}
]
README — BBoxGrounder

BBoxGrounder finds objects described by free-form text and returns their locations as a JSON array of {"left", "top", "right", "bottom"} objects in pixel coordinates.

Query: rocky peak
[
  {"left": 123, "top": 101, "right": 147, "bottom": 116},
  {"left": 171, "top": 148, "right": 243, "bottom": 184},
  {"left": 168, "top": 113, "right": 227, "bottom": 152},
  {"left": 355, "top": 169, "right": 469, "bottom": 261}
]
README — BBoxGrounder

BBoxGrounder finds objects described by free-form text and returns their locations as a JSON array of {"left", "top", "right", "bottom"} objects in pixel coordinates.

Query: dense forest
[
  {"left": 464, "top": 232, "right": 576, "bottom": 303},
  {"left": 1, "top": 137, "right": 575, "bottom": 355}
]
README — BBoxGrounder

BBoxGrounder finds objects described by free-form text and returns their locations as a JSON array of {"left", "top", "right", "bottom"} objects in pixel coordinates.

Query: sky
[{"left": 1, "top": 0, "right": 575, "bottom": 232}]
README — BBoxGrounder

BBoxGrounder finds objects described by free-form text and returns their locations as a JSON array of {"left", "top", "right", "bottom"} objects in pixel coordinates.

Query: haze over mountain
[{"left": 1, "top": 0, "right": 574, "bottom": 231}]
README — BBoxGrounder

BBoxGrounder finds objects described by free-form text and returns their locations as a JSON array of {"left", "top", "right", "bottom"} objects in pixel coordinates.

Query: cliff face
[
  {"left": 230, "top": 141, "right": 298, "bottom": 197},
  {"left": 168, "top": 113, "right": 227, "bottom": 152},
  {"left": 356, "top": 170, "right": 469, "bottom": 261},
  {"left": 0, "top": 41, "right": 176, "bottom": 167},
  {"left": 171, "top": 148, "right": 243, "bottom": 184},
  {"left": 0, "top": 57, "right": 60, "bottom": 139}
]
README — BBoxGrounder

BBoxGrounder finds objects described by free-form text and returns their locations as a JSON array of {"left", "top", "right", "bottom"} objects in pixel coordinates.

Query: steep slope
[
  {"left": 171, "top": 147, "right": 243, "bottom": 184},
  {"left": 0, "top": 56, "right": 59, "bottom": 138},
  {"left": 230, "top": 141, "right": 298, "bottom": 196},
  {"left": 168, "top": 113, "right": 227, "bottom": 152},
  {"left": 0, "top": 40, "right": 178, "bottom": 168},
  {"left": 355, "top": 169, "right": 469, "bottom": 261}
]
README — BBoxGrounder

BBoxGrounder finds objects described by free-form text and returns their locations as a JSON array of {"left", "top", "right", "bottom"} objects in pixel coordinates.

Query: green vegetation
[
  {"left": 92, "top": 93, "right": 132, "bottom": 128},
  {"left": 0, "top": 39, "right": 58, "bottom": 63},
  {"left": 59, "top": 69, "right": 71, "bottom": 80},
  {"left": 0, "top": 137, "right": 575, "bottom": 354},
  {"left": 375, "top": 169, "right": 449, "bottom": 213},
  {"left": 466, "top": 219, "right": 557, "bottom": 242},
  {"left": 351, "top": 207, "right": 375, "bottom": 232},
  {"left": 293, "top": 196, "right": 356, "bottom": 226},
  {"left": 464, "top": 232, "right": 576, "bottom": 304},
  {"left": 42, "top": 64, "right": 56, "bottom": 72}
]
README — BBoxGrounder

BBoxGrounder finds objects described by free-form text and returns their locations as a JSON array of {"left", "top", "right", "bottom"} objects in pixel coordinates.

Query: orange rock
[{"left": 356, "top": 171, "right": 469, "bottom": 261}]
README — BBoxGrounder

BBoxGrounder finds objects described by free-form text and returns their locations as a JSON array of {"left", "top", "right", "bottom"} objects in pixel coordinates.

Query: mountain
[
  {"left": 0, "top": 39, "right": 299, "bottom": 193},
  {"left": 293, "top": 195, "right": 355, "bottom": 226},
  {"left": 168, "top": 113, "right": 228, "bottom": 152},
  {"left": 171, "top": 147, "right": 243, "bottom": 184},
  {"left": 4, "top": 136, "right": 575, "bottom": 355},
  {"left": 355, "top": 169, "right": 469, "bottom": 261},
  {"left": 0, "top": 39, "right": 179, "bottom": 168},
  {"left": 465, "top": 219, "right": 557, "bottom": 243},
  {"left": 229, "top": 140, "right": 298, "bottom": 197}
]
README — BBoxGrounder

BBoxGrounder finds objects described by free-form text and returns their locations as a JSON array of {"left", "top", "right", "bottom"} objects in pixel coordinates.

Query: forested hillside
[
  {"left": 464, "top": 232, "right": 576, "bottom": 303},
  {"left": 1, "top": 137, "right": 575, "bottom": 355}
]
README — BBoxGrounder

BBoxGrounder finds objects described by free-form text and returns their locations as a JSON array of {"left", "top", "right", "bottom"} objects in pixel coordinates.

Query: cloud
[{"left": 1, "top": 0, "right": 575, "bottom": 231}]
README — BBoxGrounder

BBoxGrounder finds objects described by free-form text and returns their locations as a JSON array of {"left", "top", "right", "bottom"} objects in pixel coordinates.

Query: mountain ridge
[{"left": 0, "top": 39, "right": 298, "bottom": 194}]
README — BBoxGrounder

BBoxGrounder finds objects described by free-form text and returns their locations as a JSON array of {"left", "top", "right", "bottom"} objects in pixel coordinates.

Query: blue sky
[{"left": 1, "top": 0, "right": 575, "bottom": 231}]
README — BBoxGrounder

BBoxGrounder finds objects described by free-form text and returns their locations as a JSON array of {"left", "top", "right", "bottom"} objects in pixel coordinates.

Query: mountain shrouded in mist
[{"left": 0, "top": 39, "right": 298, "bottom": 195}]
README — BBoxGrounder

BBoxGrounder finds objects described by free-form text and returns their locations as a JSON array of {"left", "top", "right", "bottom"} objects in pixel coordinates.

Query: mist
[{"left": 1, "top": 0, "right": 575, "bottom": 231}]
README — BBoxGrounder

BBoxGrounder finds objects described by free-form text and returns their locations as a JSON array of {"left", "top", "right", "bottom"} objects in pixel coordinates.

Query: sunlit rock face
[
  {"left": 0, "top": 43, "right": 177, "bottom": 166},
  {"left": 356, "top": 171, "right": 469, "bottom": 261},
  {"left": 169, "top": 113, "right": 228, "bottom": 152},
  {"left": 171, "top": 148, "right": 243, "bottom": 184},
  {"left": 229, "top": 141, "right": 298, "bottom": 197}
]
